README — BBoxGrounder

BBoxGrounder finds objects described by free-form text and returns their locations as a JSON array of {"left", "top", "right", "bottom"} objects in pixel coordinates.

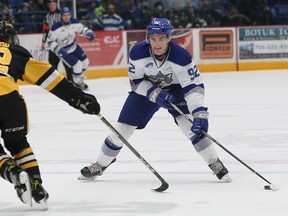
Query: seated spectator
[
  {"left": 250, "top": 0, "right": 275, "bottom": 25},
  {"left": 119, "top": 0, "right": 142, "bottom": 29},
  {"left": 98, "top": 3, "right": 124, "bottom": 30},
  {"left": 81, "top": 0, "right": 105, "bottom": 30},
  {"left": 220, "top": 3, "right": 250, "bottom": 26},
  {"left": 199, "top": 0, "right": 222, "bottom": 26}
]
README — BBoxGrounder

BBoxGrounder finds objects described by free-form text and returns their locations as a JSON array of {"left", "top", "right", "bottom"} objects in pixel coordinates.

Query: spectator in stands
[
  {"left": 220, "top": 3, "right": 250, "bottom": 26},
  {"left": 119, "top": 0, "right": 142, "bottom": 29},
  {"left": 97, "top": 3, "right": 124, "bottom": 30},
  {"left": 250, "top": 0, "right": 275, "bottom": 25},
  {"left": 82, "top": 0, "right": 106, "bottom": 30},
  {"left": 199, "top": 0, "right": 222, "bottom": 26},
  {"left": 0, "top": 3, "right": 16, "bottom": 25},
  {"left": 152, "top": 1, "right": 166, "bottom": 18}
]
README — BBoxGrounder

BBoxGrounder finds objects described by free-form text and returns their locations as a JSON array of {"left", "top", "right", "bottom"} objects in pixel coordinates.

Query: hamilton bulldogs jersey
[
  {"left": 47, "top": 18, "right": 92, "bottom": 54},
  {"left": 128, "top": 41, "right": 205, "bottom": 112},
  {"left": 0, "top": 41, "right": 78, "bottom": 102}
]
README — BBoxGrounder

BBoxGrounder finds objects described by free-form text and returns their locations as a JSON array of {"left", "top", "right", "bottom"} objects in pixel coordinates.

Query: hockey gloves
[
  {"left": 191, "top": 106, "right": 209, "bottom": 136},
  {"left": 147, "top": 86, "right": 175, "bottom": 110},
  {"left": 70, "top": 92, "right": 100, "bottom": 115},
  {"left": 86, "top": 32, "right": 95, "bottom": 41}
]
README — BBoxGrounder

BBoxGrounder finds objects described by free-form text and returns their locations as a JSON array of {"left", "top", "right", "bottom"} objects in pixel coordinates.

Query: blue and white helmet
[
  {"left": 60, "top": 7, "right": 71, "bottom": 15},
  {"left": 146, "top": 18, "right": 173, "bottom": 43}
]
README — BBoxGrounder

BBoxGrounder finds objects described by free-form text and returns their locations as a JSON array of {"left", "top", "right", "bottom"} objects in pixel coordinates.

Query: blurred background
[{"left": 0, "top": 0, "right": 287, "bottom": 34}]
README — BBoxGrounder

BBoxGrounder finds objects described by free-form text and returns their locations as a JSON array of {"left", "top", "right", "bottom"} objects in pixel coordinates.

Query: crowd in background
[{"left": 0, "top": 0, "right": 287, "bottom": 33}]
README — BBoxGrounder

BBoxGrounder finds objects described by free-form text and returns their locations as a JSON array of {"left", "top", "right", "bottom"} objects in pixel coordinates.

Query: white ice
[{"left": 0, "top": 69, "right": 288, "bottom": 216}]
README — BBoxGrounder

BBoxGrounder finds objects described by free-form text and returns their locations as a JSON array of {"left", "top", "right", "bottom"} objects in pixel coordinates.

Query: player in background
[
  {"left": 47, "top": 7, "right": 96, "bottom": 91},
  {"left": 79, "top": 18, "right": 231, "bottom": 183},
  {"left": 0, "top": 21, "right": 100, "bottom": 209},
  {"left": 41, "top": 0, "right": 73, "bottom": 82}
]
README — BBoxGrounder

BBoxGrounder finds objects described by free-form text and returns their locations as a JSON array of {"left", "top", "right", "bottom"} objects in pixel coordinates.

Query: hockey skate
[
  {"left": 208, "top": 158, "right": 232, "bottom": 182},
  {"left": 7, "top": 160, "right": 32, "bottom": 207},
  {"left": 31, "top": 178, "right": 49, "bottom": 210},
  {"left": 78, "top": 158, "right": 116, "bottom": 180}
]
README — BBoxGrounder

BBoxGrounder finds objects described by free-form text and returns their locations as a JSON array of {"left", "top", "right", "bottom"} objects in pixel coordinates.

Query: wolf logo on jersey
[{"left": 146, "top": 71, "right": 173, "bottom": 87}]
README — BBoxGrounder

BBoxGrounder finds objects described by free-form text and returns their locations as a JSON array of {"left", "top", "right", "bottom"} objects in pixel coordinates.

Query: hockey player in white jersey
[
  {"left": 79, "top": 18, "right": 231, "bottom": 182},
  {"left": 47, "top": 7, "right": 95, "bottom": 90}
]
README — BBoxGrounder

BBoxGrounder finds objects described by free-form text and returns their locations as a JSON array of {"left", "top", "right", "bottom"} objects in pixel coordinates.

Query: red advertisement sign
[{"left": 76, "top": 31, "right": 123, "bottom": 66}]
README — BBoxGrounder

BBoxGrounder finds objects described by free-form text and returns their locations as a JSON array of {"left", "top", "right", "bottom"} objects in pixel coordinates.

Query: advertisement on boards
[
  {"left": 199, "top": 30, "right": 233, "bottom": 59},
  {"left": 77, "top": 31, "right": 124, "bottom": 65},
  {"left": 239, "top": 26, "right": 288, "bottom": 59},
  {"left": 19, "top": 31, "right": 124, "bottom": 67}
]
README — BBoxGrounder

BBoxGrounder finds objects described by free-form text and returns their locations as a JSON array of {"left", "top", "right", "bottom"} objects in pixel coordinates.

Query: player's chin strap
[
  {"left": 169, "top": 102, "right": 278, "bottom": 191},
  {"left": 95, "top": 113, "right": 169, "bottom": 192}
]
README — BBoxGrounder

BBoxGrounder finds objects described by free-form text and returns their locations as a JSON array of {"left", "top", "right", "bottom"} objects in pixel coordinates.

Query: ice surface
[{"left": 0, "top": 69, "right": 287, "bottom": 216}]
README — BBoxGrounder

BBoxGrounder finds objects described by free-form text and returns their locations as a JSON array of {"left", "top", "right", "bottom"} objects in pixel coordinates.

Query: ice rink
[{"left": 0, "top": 69, "right": 288, "bottom": 216}]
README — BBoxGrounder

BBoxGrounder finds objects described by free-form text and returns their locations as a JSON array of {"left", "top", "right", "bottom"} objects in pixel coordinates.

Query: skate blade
[
  {"left": 220, "top": 174, "right": 232, "bottom": 182},
  {"left": 19, "top": 172, "right": 32, "bottom": 207},
  {"left": 39, "top": 199, "right": 48, "bottom": 210},
  {"left": 78, "top": 174, "right": 97, "bottom": 181}
]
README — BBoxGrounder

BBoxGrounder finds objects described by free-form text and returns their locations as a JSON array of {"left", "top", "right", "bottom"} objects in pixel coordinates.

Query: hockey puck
[{"left": 264, "top": 185, "right": 271, "bottom": 190}]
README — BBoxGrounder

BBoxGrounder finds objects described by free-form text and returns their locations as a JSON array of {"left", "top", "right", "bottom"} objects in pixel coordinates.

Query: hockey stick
[
  {"left": 97, "top": 113, "right": 169, "bottom": 192},
  {"left": 169, "top": 102, "right": 278, "bottom": 191}
]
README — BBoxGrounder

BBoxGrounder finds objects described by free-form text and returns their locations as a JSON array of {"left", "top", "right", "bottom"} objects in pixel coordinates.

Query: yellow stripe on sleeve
[
  {"left": 41, "top": 70, "right": 65, "bottom": 91},
  {"left": 23, "top": 58, "right": 54, "bottom": 84},
  {"left": 21, "top": 161, "right": 39, "bottom": 170},
  {"left": 14, "top": 148, "right": 33, "bottom": 159}
]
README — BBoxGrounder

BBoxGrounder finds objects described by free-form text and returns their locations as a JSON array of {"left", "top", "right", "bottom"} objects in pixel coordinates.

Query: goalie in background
[
  {"left": 79, "top": 18, "right": 231, "bottom": 183},
  {"left": 0, "top": 21, "right": 100, "bottom": 209},
  {"left": 47, "top": 7, "right": 96, "bottom": 91}
]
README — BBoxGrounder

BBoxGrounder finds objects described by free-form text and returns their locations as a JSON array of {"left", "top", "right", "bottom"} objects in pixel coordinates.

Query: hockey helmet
[
  {"left": 0, "top": 21, "right": 19, "bottom": 45},
  {"left": 60, "top": 7, "right": 71, "bottom": 15},
  {"left": 146, "top": 18, "right": 173, "bottom": 43}
]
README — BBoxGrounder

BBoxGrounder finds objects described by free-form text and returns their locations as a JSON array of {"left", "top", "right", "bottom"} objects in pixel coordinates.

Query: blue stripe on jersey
[
  {"left": 168, "top": 42, "right": 192, "bottom": 66},
  {"left": 182, "top": 83, "right": 204, "bottom": 94},
  {"left": 129, "top": 41, "right": 150, "bottom": 61},
  {"left": 70, "top": 18, "right": 80, "bottom": 24},
  {"left": 130, "top": 78, "right": 144, "bottom": 85},
  {"left": 51, "top": 22, "right": 63, "bottom": 31}
]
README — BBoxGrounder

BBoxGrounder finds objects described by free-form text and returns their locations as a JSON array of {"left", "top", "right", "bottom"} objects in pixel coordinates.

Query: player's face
[
  {"left": 149, "top": 34, "right": 169, "bottom": 56},
  {"left": 62, "top": 13, "right": 71, "bottom": 23}
]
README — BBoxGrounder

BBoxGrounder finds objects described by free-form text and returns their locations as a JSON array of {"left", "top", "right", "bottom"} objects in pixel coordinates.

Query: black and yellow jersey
[{"left": 0, "top": 41, "right": 79, "bottom": 103}]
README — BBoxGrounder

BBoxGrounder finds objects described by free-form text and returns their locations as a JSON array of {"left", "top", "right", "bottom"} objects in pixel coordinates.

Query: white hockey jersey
[
  {"left": 47, "top": 18, "right": 92, "bottom": 54},
  {"left": 128, "top": 41, "right": 205, "bottom": 112}
]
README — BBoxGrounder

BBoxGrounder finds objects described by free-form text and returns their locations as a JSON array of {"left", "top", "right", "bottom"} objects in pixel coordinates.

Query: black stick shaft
[
  {"left": 169, "top": 102, "right": 272, "bottom": 185},
  {"left": 97, "top": 113, "right": 169, "bottom": 192}
]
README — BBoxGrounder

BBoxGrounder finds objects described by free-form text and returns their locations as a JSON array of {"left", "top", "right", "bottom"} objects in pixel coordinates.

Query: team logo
[{"left": 147, "top": 71, "right": 173, "bottom": 87}]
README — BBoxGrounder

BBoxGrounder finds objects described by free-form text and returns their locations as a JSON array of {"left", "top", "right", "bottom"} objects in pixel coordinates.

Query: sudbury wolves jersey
[
  {"left": 47, "top": 18, "right": 90, "bottom": 54},
  {"left": 128, "top": 41, "right": 205, "bottom": 111}
]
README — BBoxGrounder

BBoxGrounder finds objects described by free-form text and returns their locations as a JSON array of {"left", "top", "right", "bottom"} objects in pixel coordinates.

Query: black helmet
[{"left": 0, "top": 21, "right": 19, "bottom": 45}]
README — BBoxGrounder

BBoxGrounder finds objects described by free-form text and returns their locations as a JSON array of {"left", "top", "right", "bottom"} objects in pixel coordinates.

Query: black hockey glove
[{"left": 70, "top": 92, "right": 100, "bottom": 115}]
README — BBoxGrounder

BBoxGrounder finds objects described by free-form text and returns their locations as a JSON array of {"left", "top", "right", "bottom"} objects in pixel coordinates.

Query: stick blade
[
  {"left": 265, "top": 184, "right": 278, "bottom": 191},
  {"left": 152, "top": 181, "right": 169, "bottom": 192}
]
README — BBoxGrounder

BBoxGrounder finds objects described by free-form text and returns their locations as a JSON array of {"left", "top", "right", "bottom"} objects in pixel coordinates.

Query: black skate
[
  {"left": 208, "top": 158, "right": 232, "bottom": 182},
  {"left": 78, "top": 158, "right": 116, "bottom": 180},
  {"left": 7, "top": 160, "right": 32, "bottom": 206},
  {"left": 31, "top": 178, "right": 49, "bottom": 210}
]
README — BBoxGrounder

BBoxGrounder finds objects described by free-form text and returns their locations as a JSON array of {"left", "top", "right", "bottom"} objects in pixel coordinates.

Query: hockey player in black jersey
[{"left": 0, "top": 21, "right": 100, "bottom": 209}]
